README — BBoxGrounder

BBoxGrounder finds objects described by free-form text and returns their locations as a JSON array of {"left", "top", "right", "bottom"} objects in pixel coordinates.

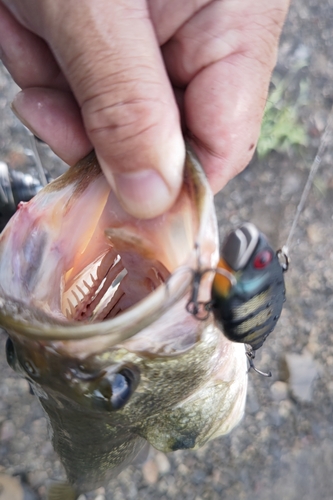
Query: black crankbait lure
[
  {"left": 187, "top": 223, "right": 287, "bottom": 376},
  {"left": 211, "top": 223, "right": 286, "bottom": 376}
]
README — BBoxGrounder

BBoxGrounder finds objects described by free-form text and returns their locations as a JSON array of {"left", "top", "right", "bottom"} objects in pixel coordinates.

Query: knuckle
[{"left": 82, "top": 90, "right": 164, "bottom": 151}]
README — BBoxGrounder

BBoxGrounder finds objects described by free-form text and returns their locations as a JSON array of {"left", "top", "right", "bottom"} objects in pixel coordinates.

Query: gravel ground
[{"left": 1, "top": 1, "right": 333, "bottom": 499}]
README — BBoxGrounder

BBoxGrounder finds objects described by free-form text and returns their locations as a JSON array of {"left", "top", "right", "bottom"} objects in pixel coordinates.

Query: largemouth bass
[{"left": 0, "top": 149, "right": 247, "bottom": 495}]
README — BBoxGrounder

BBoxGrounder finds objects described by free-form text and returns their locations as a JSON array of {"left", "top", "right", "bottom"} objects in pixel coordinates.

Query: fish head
[{"left": 0, "top": 148, "right": 248, "bottom": 491}]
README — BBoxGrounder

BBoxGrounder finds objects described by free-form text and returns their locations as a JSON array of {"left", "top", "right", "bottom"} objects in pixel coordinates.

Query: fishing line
[
  {"left": 27, "top": 128, "right": 48, "bottom": 187},
  {"left": 278, "top": 108, "right": 333, "bottom": 267}
]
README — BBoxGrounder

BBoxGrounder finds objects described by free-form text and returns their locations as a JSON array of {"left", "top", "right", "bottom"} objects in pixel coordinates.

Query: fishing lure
[
  {"left": 187, "top": 223, "right": 287, "bottom": 376},
  {"left": 212, "top": 223, "right": 286, "bottom": 376}
]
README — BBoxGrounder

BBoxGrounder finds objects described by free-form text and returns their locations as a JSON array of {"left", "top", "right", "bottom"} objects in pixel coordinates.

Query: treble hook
[{"left": 246, "top": 348, "right": 272, "bottom": 378}]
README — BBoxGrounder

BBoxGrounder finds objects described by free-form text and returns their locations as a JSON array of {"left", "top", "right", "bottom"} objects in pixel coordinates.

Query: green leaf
[{"left": 257, "top": 72, "right": 309, "bottom": 158}]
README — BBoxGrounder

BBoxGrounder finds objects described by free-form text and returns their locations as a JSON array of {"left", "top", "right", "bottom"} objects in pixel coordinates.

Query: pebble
[
  {"left": 27, "top": 470, "right": 49, "bottom": 489},
  {"left": 155, "top": 452, "right": 171, "bottom": 475},
  {"left": 278, "top": 400, "right": 294, "bottom": 419},
  {"left": 94, "top": 488, "right": 106, "bottom": 500},
  {"left": 270, "top": 381, "right": 289, "bottom": 401},
  {"left": 142, "top": 459, "right": 159, "bottom": 485},
  {"left": 307, "top": 224, "right": 323, "bottom": 243},
  {"left": 282, "top": 172, "right": 302, "bottom": 197},
  {"left": 0, "top": 421, "right": 15, "bottom": 442},
  {"left": 141, "top": 451, "right": 171, "bottom": 484},
  {"left": 41, "top": 441, "right": 54, "bottom": 456},
  {"left": 284, "top": 351, "right": 320, "bottom": 402},
  {"left": 178, "top": 463, "right": 189, "bottom": 476}
]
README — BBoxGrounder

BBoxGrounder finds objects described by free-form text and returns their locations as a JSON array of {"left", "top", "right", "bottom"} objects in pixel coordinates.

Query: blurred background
[{"left": 1, "top": 0, "right": 333, "bottom": 498}]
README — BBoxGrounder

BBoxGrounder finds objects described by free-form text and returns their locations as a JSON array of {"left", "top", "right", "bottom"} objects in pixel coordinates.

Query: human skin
[{"left": 0, "top": 0, "right": 290, "bottom": 219}]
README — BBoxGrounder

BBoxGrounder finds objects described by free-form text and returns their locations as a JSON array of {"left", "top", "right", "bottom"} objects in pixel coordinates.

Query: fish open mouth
[
  {"left": 0, "top": 150, "right": 217, "bottom": 342},
  {"left": 61, "top": 230, "right": 170, "bottom": 323}
]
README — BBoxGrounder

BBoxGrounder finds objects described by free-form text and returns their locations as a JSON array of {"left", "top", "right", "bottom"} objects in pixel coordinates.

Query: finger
[
  {"left": 12, "top": 88, "right": 92, "bottom": 165},
  {"left": 163, "top": 0, "right": 290, "bottom": 87},
  {"left": 162, "top": 0, "right": 290, "bottom": 191},
  {"left": 147, "top": 0, "right": 210, "bottom": 45},
  {"left": 0, "top": 2, "right": 67, "bottom": 89},
  {"left": 186, "top": 59, "right": 267, "bottom": 192},
  {"left": 38, "top": 0, "right": 185, "bottom": 219}
]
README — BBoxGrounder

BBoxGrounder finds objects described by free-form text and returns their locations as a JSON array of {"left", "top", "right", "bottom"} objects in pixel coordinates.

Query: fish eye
[
  {"left": 5, "top": 337, "right": 15, "bottom": 369},
  {"left": 92, "top": 367, "right": 139, "bottom": 411},
  {"left": 253, "top": 249, "right": 273, "bottom": 269}
]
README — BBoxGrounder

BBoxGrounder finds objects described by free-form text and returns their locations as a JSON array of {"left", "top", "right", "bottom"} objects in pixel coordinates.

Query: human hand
[{"left": 0, "top": 0, "right": 290, "bottom": 219}]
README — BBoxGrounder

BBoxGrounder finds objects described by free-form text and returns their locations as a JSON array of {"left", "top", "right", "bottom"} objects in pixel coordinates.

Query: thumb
[{"left": 44, "top": 0, "right": 185, "bottom": 218}]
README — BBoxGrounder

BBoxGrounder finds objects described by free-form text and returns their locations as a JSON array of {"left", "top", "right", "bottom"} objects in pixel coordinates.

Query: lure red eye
[{"left": 253, "top": 250, "right": 273, "bottom": 269}]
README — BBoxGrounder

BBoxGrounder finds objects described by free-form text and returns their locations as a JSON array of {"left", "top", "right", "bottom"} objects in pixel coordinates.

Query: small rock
[
  {"left": 0, "top": 421, "right": 15, "bottom": 442},
  {"left": 278, "top": 400, "right": 294, "bottom": 419},
  {"left": 142, "top": 458, "right": 159, "bottom": 485},
  {"left": 14, "top": 379, "right": 30, "bottom": 394},
  {"left": 154, "top": 452, "right": 171, "bottom": 475},
  {"left": 41, "top": 441, "right": 54, "bottom": 456},
  {"left": 307, "top": 224, "right": 322, "bottom": 244},
  {"left": 26, "top": 470, "right": 48, "bottom": 489},
  {"left": 94, "top": 489, "right": 105, "bottom": 500},
  {"left": 31, "top": 418, "right": 47, "bottom": 435},
  {"left": 178, "top": 463, "right": 189, "bottom": 476},
  {"left": 284, "top": 351, "right": 320, "bottom": 402},
  {"left": 0, "top": 474, "right": 24, "bottom": 500},
  {"left": 282, "top": 173, "right": 302, "bottom": 197},
  {"left": 270, "top": 381, "right": 289, "bottom": 401},
  {"left": 255, "top": 411, "right": 266, "bottom": 422}
]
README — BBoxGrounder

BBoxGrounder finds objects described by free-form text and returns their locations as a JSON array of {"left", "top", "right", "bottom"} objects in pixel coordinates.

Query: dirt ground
[{"left": 1, "top": 1, "right": 333, "bottom": 499}]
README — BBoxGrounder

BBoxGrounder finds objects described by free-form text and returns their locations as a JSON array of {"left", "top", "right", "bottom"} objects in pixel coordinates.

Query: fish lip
[{"left": 0, "top": 146, "right": 218, "bottom": 345}]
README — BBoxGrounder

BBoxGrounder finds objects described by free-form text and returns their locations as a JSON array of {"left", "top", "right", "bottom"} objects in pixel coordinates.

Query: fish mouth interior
[
  {"left": 61, "top": 240, "right": 170, "bottom": 323},
  {"left": 51, "top": 177, "right": 198, "bottom": 324},
  {"left": 56, "top": 180, "right": 198, "bottom": 323}
]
